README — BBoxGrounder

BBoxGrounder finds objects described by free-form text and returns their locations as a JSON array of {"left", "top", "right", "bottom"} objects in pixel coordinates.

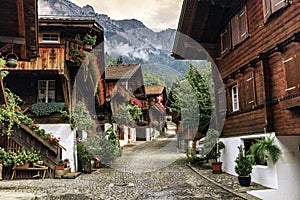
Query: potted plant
[
  {"left": 203, "top": 129, "right": 225, "bottom": 174},
  {"left": 27, "top": 148, "right": 41, "bottom": 166},
  {"left": 55, "top": 160, "right": 65, "bottom": 170},
  {"left": 249, "top": 137, "right": 282, "bottom": 165},
  {"left": 13, "top": 149, "right": 30, "bottom": 168},
  {"left": 235, "top": 145, "right": 255, "bottom": 187},
  {"left": 68, "top": 47, "right": 86, "bottom": 65},
  {"left": 83, "top": 34, "right": 96, "bottom": 51},
  {"left": 63, "top": 158, "right": 70, "bottom": 168},
  {"left": 77, "top": 141, "right": 94, "bottom": 173}
]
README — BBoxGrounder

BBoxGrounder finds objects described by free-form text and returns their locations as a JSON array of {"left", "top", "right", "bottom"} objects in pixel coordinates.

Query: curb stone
[{"left": 188, "top": 164, "right": 262, "bottom": 200}]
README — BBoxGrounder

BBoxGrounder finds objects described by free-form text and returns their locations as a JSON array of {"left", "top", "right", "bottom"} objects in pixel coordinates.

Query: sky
[{"left": 70, "top": 0, "right": 184, "bottom": 31}]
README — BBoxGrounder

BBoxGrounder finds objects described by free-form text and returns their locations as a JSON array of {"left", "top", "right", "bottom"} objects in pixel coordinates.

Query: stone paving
[{"left": 0, "top": 135, "right": 267, "bottom": 200}]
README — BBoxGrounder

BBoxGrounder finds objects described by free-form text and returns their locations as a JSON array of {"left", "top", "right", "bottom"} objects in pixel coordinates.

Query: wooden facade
[
  {"left": 173, "top": 0, "right": 300, "bottom": 137},
  {"left": 105, "top": 63, "right": 148, "bottom": 127},
  {"left": 0, "top": 8, "right": 104, "bottom": 178},
  {"left": 5, "top": 16, "right": 104, "bottom": 121},
  {"left": 0, "top": 0, "right": 38, "bottom": 61}
]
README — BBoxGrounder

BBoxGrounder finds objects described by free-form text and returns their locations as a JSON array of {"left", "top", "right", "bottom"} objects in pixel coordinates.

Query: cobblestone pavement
[{"left": 0, "top": 135, "right": 266, "bottom": 200}]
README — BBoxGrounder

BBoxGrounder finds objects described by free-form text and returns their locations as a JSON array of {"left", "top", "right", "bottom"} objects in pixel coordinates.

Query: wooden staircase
[{"left": 0, "top": 123, "right": 62, "bottom": 179}]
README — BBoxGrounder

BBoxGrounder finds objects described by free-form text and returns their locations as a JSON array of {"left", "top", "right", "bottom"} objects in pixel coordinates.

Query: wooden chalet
[
  {"left": 145, "top": 85, "right": 167, "bottom": 130},
  {"left": 105, "top": 63, "right": 147, "bottom": 112},
  {"left": 105, "top": 63, "right": 148, "bottom": 141},
  {"left": 0, "top": 8, "right": 104, "bottom": 179},
  {"left": 173, "top": 0, "right": 300, "bottom": 198}
]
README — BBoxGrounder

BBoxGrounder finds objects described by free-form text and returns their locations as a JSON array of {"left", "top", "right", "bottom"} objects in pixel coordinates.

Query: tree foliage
[{"left": 167, "top": 63, "right": 212, "bottom": 133}]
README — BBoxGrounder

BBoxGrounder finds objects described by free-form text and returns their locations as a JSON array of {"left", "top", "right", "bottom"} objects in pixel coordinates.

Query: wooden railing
[
  {"left": 0, "top": 123, "right": 62, "bottom": 179},
  {"left": 8, "top": 45, "right": 66, "bottom": 74}
]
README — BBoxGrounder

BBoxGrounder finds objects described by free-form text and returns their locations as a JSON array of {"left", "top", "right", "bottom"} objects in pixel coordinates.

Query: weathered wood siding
[
  {"left": 269, "top": 42, "right": 300, "bottom": 135},
  {"left": 217, "top": 1, "right": 300, "bottom": 136},
  {"left": 9, "top": 46, "right": 65, "bottom": 74},
  {"left": 217, "top": 1, "right": 300, "bottom": 77}
]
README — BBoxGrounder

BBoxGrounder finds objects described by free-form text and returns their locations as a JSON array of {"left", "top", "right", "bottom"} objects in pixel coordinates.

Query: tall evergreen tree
[{"left": 167, "top": 63, "right": 212, "bottom": 138}]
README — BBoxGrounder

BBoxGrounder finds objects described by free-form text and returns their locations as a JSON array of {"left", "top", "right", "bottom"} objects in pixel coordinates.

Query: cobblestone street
[{"left": 0, "top": 135, "right": 263, "bottom": 200}]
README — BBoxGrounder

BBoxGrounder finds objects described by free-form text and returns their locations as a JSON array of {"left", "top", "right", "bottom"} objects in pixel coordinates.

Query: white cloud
[
  {"left": 71, "top": 0, "right": 183, "bottom": 31},
  {"left": 38, "top": 0, "right": 53, "bottom": 15}
]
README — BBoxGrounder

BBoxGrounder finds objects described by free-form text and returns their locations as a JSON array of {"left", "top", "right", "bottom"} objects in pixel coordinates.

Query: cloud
[
  {"left": 71, "top": 0, "right": 183, "bottom": 31},
  {"left": 38, "top": 0, "right": 53, "bottom": 15}
]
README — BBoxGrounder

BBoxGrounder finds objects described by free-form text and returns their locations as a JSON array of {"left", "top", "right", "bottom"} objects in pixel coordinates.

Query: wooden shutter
[
  {"left": 231, "top": 6, "right": 248, "bottom": 47},
  {"left": 271, "top": 0, "right": 287, "bottom": 13},
  {"left": 226, "top": 88, "right": 233, "bottom": 112},
  {"left": 231, "top": 15, "right": 239, "bottom": 47},
  {"left": 263, "top": 0, "right": 272, "bottom": 20},
  {"left": 244, "top": 72, "right": 256, "bottom": 109},
  {"left": 238, "top": 7, "right": 248, "bottom": 42},
  {"left": 284, "top": 55, "right": 298, "bottom": 96},
  {"left": 220, "top": 23, "right": 231, "bottom": 55}
]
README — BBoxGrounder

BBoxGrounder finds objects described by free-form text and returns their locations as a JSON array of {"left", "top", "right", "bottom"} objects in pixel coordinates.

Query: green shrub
[{"left": 235, "top": 145, "right": 255, "bottom": 176}]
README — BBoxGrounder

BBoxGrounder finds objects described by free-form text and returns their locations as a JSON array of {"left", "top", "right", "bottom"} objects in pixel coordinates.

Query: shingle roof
[
  {"left": 145, "top": 85, "right": 165, "bottom": 95},
  {"left": 105, "top": 63, "right": 141, "bottom": 80}
]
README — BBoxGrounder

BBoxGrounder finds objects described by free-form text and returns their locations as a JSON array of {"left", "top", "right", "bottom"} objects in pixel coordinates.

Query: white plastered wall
[
  {"left": 39, "top": 124, "right": 77, "bottom": 172},
  {"left": 220, "top": 133, "right": 300, "bottom": 200}
]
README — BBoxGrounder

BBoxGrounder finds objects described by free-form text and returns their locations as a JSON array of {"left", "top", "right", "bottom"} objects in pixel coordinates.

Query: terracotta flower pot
[
  {"left": 15, "top": 163, "right": 30, "bottom": 169},
  {"left": 211, "top": 162, "right": 222, "bottom": 174},
  {"left": 55, "top": 165, "right": 64, "bottom": 170},
  {"left": 83, "top": 163, "right": 92, "bottom": 173}
]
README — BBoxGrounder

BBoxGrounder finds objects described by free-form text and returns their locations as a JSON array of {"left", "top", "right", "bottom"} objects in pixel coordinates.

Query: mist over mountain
[{"left": 39, "top": 0, "right": 192, "bottom": 86}]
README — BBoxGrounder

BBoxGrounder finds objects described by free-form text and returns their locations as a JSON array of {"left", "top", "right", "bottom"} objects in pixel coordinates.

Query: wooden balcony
[{"left": 8, "top": 46, "right": 66, "bottom": 74}]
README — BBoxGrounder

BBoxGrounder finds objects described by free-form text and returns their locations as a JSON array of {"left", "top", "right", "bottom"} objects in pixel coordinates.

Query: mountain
[{"left": 39, "top": 0, "right": 190, "bottom": 87}]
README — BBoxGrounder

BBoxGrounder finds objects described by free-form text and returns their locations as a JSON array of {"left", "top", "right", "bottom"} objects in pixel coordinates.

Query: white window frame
[
  {"left": 41, "top": 33, "right": 60, "bottom": 43},
  {"left": 232, "top": 85, "right": 239, "bottom": 111},
  {"left": 38, "top": 80, "right": 56, "bottom": 103}
]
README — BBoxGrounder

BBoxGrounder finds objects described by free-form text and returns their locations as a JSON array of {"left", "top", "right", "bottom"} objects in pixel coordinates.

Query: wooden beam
[
  {"left": 16, "top": 0, "right": 25, "bottom": 38},
  {"left": 16, "top": 0, "right": 26, "bottom": 59},
  {"left": 0, "top": 36, "right": 25, "bottom": 45},
  {"left": 0, "top": 76, "right": 7, "bottom": 105}
]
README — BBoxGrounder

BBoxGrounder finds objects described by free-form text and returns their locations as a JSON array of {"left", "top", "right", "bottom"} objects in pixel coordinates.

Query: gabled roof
[
  {"left": 145, "top": 85, "right": 165, "bottom": 95},
  {"left": 38, "top": 16, "right": 104, "bottom": 46},
  {"left": 105, "top": 63, "right": 141, "bottom": 80},
  {"left": 172, "top": 0, "right": 244, "bottom": 59}
]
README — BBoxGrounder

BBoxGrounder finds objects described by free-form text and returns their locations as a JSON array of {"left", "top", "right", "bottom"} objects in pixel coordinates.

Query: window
[
  {"left": 232, "top": 85, "right": 239, "bottom": 111},
  {"left": 38, "top": 80, "right": 56, "bottom": 103},
  {"left": 283, "top": 50, "right": 300, "bottom": 96},
  {"left": 220, "top": 6, "right": 249, "bottom": 55},
  {"left": 41, "top": 33, "right": 59, "bottom": 43},
  {"left": 231, "top": 6, "right": 249, "bottom": 47},
  {"left": 263, "top": 0, "right": 289, "bottom": 21},
  {"left": 244, "top": 138, "right": 267, "bottom": 166},
  {"left": 220, "top": 23, "right": 231, "bottom": 56}
]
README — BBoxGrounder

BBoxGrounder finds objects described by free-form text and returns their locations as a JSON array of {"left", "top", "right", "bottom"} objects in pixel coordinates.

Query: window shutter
[
  {"left": 231, "top": 16, "right": 239, "bottom": 47},
  {"left": 239, "top": 78, "right": 246, "bottom": 109},
  {"left": 220, "top": 24, "right": 231, "bottom": 55},
  {"left": 263, "top": 0, "right": 272, "bottom": 20},
  {"left": 238, "top": 7, "right": 248, "bottom": 42},
  {"left": 271, "top": 0, "right": 287, "bottom": 13},
  {"left": 284, "top": 56, "right": 298, "bottom": 96},
  {"left": 244, "top": 72, "right": 256, "bottom": 108}
]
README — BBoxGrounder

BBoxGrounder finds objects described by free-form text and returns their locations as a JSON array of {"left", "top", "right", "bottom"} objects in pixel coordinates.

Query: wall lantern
[
  {"left": 5, "top": 53, "right": 18, "bottom": 68},
  {"left": 5, "top": 44, "right": 18, "bottom": 68}
]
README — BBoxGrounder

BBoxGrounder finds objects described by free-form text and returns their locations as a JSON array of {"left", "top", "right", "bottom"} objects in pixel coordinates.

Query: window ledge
[{"left": 253, "top": 165, "right": 268, "bottom": 169}]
